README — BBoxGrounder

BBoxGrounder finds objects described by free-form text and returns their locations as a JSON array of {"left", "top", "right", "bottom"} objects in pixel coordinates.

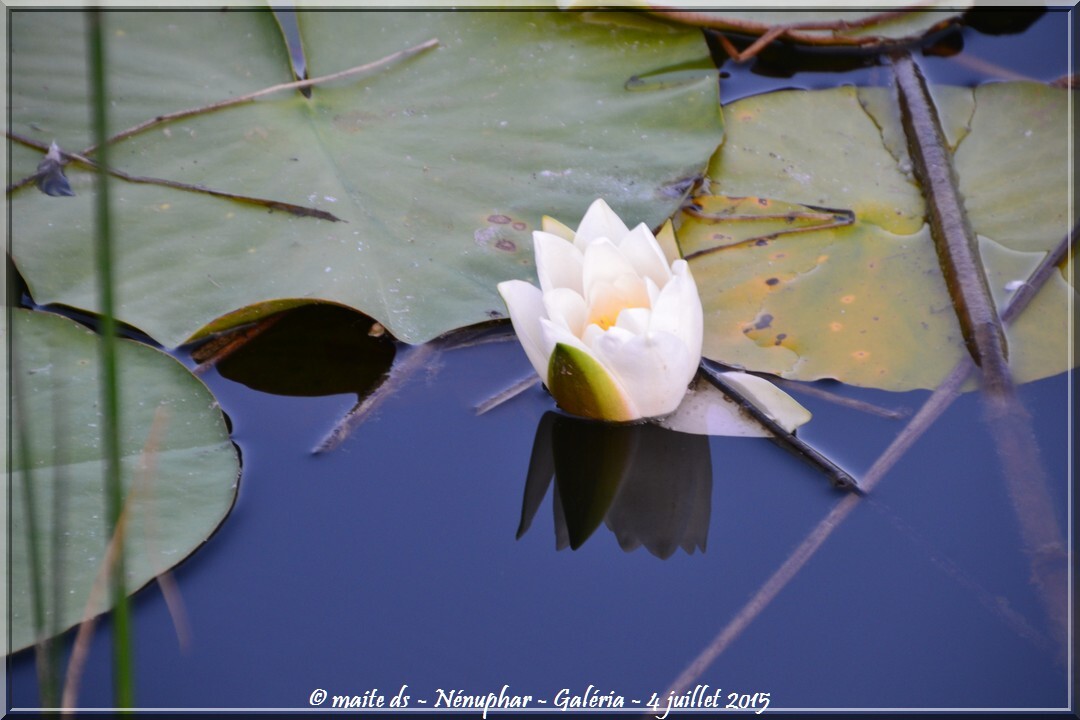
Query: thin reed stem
[
  {"left": 10, "top": 356, "right": 57, "bottom": 706},
  {"left": 87, "top": 10, "right": 133, "bottom": 707}
]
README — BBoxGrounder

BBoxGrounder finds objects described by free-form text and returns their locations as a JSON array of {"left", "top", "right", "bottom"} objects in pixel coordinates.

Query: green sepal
[{"left": 547, "top": 343, "right": 635, "bottom": 421}]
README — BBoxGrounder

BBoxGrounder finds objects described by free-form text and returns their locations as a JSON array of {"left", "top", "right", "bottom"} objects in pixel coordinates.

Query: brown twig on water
[
  {"left": 895, "top": 50, "right": 1067, "bottom": 649},
  {"left": 768, "top": 376, "right": 910, "bottom": 420},
  {"left": 311, "top": 320, "right": 515, "bottom": 452},
  {"left": 191, "top": 314, "right": 286, "bottom": 376},
  {"left": 312, "top": 343, "right": 437, "bottom": 454},
  {"left": 7, "top": 38, "right": 440, "bottom": 196},
  {"left": 680, "top": 201, "right": 855, "bottom": 261},
  {"left": 655, "top": 4, "right": 945, "bottom": 61},
  {"left": 475, "top": 373, "right": 540, "bottom": 416},
  {"left": 85, "top": 38, "right": 440, "bottom": 155},
  {"left": 7, "top": 133, "right": 343, "bottom": 222},
  {"left": 701, "top": 360, "right": 860, "bottom": 492},
  {"left": 893, "top": 51, "right": 1010, "bottom": 377}
]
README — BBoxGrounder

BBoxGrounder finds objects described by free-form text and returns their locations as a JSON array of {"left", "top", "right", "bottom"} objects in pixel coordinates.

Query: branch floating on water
[{"left": 892, "top": 51, "right": 1009, "bottom": 380}]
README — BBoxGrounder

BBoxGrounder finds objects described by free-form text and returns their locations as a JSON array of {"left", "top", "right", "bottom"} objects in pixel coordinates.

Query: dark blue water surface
[{"left": 8, "top": 8, "right": 1074, "bottom": 715}]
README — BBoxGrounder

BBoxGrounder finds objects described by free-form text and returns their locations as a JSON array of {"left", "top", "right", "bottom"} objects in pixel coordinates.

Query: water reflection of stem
[
  {"left": 438, "top": 322, "right": 517, "bottom": 351},
  {"left": 130, "top": 408, "right": 191, "bottom": 653},
  {"left": 768, "top": 376, "right": 910, "bottom": 420},
  {"left": 865, "top": 498, "right": 1055, "bottom": 653},
  {"left": 475, "top": 373, "right": 538, "bottom": 415},
  {"left": 315, "top": 323, "right": 514, "bottom": 450},
  {"left": 312, "top": 343, "right": 437, "bottom": 454},
  {"left": 665, "top": 224, "right": 1075, "bottom": 697},
  {"left": 979, "top": 374, "right": 1069, "bottom": 652}
]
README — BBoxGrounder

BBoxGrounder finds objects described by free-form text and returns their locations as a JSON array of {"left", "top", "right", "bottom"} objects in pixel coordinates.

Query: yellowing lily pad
[
  {"left": 680, "top": 83, "right": 1073, "bottom": 391},
  {"left": 5, "top": 309, "right": 239, "bottom": 653},
  {"left": 9, "top": 10, "right": 722, "bottom": 347}
]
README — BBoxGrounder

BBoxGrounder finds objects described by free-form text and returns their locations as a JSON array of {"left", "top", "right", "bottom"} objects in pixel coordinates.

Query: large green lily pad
[
  {"left": 9, "top": 10, "right": 722, "bottom": 347},
  {"left": 5, "top": 309, "right": 239, "bottom": 653},
  {"left": 677, "top": 83, "right": 1073, "bottom": 391}
]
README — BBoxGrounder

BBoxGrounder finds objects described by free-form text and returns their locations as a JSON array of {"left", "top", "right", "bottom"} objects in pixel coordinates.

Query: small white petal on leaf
[{"left": 718, "top": 370, "right": 812, "bottom": 433}]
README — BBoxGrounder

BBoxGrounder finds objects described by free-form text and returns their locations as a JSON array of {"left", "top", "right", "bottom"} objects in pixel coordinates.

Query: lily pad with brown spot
[
  {"left": 680, "top": 83, "right": 1073, "bottom": 391},
  {"left": 8, "top": 10, "right": 723, "bottom": 347}
]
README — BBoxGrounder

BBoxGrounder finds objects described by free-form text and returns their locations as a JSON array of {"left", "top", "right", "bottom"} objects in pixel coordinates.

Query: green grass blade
[
  {"left": 10, "top": 361, "right": 57, "bottom": 706},
  {"left": 86, "top": 10, "right": 134, "bottom": 707}
]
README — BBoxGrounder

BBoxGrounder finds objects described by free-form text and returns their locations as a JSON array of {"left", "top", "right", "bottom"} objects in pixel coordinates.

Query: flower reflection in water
[{"left": 517, "top": 412, "right": 712, "bottom": 559}]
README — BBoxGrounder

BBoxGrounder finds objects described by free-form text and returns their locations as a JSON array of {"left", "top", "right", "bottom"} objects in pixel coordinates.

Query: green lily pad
[
  {"left": 5, "top": 309, "right": 239, "bottom": 653},
  {"left": 9, "top": 10, "right": 722, "bottom": 347},
  {"left": 677, "top": 83, "right": 1073, "bottom": 391}
]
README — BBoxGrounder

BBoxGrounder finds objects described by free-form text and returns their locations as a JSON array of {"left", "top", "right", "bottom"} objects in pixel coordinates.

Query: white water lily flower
[{"left": 498, "top": 199, "right": 703, "bottom": 421}]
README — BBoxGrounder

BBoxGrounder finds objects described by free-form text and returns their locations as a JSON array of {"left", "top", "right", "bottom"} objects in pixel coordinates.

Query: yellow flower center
[{"left": 585, "top": 276, "right": 650, "bottom": 333}]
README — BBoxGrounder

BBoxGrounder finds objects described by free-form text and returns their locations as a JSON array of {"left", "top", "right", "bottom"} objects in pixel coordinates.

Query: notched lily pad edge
[{"left": 8, "top": 307, "right": 244, "bottom": 655}]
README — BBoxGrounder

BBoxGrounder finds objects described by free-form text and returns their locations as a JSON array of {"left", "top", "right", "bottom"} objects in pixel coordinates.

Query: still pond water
[{"left": 9, "top": 8, "right": 1073, "bottom": 713}]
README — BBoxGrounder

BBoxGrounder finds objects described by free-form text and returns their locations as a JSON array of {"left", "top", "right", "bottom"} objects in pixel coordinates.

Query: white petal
[
  {"left": 581, "top": 239, "right": 639, "bottom": 304},
  {"left": 541, "top": 316, "right": 595, "bottom": 361},
  {"left": 615, "top": 307, "right": 651, "bottom": 335},
  {"left": 654, "top": 219, "right": 682, "bottom": 266},
  {"left": 542, "top": 287, "right": 588, "bottom": 338},
  {"left": 650, "top": 260, "right": 703, "bottom": 361},
  {"left": 497, "top": 280, "right": 551, "bottom": 381},
  {"left": 586, "top": 277, "right": 649, "bottom": 333},
  {"left": 584, "top": 323, "right": 635, "bottom": 354},
  {"left": 718, "top": 371, "right": 812, "bottom": 433},
  {"left": 533, "top": 231, "right": 583, "bottom": 296},
  {"left": 619, "top": 223, "right": 672, "bottom": 288},
  {"left": 541, "top": 215, "right": 575, "bottom": 241},
  {"left": 592, "top": 330, "right": 697, "bottom": 418},
  {"left": 574, "top": 198, "right": 630, "bottom": 251},
  {"left": 644, "top": 276, "right": 661, "bottom": 308},
  {"left": 658, "top": 376, "right": 770, "bottom": 437}
]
